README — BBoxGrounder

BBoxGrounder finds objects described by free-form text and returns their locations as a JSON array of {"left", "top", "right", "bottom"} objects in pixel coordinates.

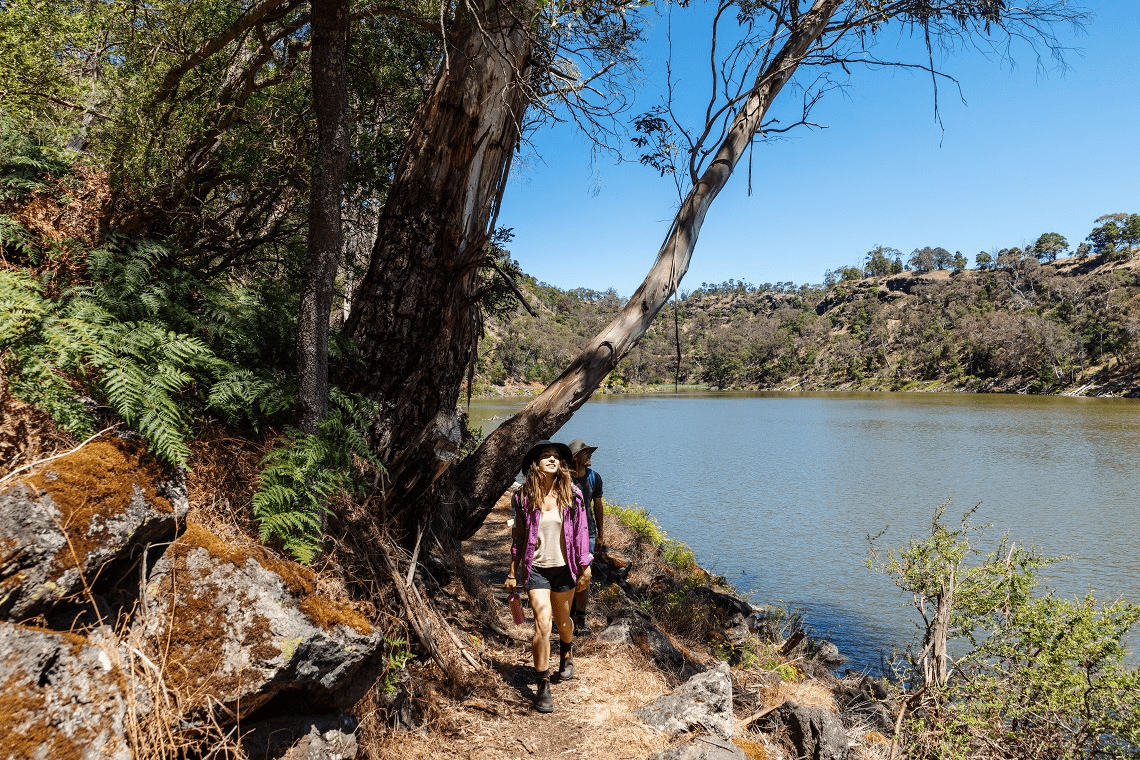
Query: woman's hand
[
  {"left": 505, "top": 576, "right": 517, "bottom": 593},
  {"left": 575, "top": 566, "right": 591, "bottom": 592}
]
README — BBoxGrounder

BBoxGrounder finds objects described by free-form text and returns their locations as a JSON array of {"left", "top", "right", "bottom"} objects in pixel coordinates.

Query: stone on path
[{"left": 635, "top": 662, "right": 734, "bottom": 740}]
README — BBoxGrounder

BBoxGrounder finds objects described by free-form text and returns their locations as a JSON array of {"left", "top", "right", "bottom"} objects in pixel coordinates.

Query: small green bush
[{"left": 870, "top": 501, "right": 1140, "bottom": 758}]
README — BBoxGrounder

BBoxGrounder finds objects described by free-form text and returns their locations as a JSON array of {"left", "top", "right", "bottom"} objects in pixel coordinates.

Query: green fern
[
  {"left": 252, "top": 390, "right": 382, "bottom": 564},
  {"left": 0, "top": 269, "right": 218, "bottom": 466},
  {"left": 0, "top": 217, "right": 34, "bottom": 260},
  {"left": 0, "top": 124, "right": 72, "bottom": 202}
]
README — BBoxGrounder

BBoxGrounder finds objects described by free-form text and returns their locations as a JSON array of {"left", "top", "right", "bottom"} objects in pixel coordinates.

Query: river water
[{"left": 468, "top": 391, "right": 1140, "bottom": 672}]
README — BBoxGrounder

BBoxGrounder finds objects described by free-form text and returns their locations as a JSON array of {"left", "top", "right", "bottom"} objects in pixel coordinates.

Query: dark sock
[
  {"left": 537, "top": 668, "right": 550, "bottom": 684},
  {"left": 559, "top": 640, "right": 573, "bottom": 671}
]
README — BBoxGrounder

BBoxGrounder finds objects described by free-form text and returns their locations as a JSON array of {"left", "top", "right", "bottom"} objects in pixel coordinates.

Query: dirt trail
[{"left": 454, "top": 492, "right": 672, "bottom": 760}]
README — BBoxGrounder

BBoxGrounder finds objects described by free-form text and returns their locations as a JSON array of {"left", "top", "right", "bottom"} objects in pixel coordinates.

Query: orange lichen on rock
[
  {"left": 172, "top": 522, "right": 371, "bottom": 635},
  {"left": 0, "top": 673, "right": 67, "bottom": 760},
  {"left": 25, "top": 438, "right": 173, "bottom": 569},
  {"left": 298, "top": 595, "right": 373, "bottom": 637}
]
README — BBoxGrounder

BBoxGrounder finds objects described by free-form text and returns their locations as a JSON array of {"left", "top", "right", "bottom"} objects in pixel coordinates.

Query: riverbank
[
  {"left": 4, "top": 421, "right": 1135, "bottom": 758},
  {"left": 368, "top": 491, "right": 889, "bottom": 760}
]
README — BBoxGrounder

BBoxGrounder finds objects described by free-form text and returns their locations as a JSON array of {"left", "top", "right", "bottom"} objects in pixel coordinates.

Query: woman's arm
[{"left": 506, "top": 494, "right": 523, "bottom": 591}]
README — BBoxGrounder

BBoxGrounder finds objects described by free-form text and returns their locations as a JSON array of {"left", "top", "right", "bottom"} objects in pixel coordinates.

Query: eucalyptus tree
[{"left": 448, "top": 0, "right": 1088, "bottom": 539}]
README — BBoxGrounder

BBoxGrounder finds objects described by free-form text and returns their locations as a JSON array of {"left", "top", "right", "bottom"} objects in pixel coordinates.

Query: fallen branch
[{"left": 735, "top": 702, "right": 780, "bottom": 730}]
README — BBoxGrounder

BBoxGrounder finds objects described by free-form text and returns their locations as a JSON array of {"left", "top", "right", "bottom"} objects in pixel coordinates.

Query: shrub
[{"left": 870, "top": 501, "right": 1140, "bottom": 758}]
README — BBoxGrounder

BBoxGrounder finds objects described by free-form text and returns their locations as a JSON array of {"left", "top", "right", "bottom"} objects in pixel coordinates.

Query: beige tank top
[{"left": 532, "top": 507, "right": 566, "bottom": 568}]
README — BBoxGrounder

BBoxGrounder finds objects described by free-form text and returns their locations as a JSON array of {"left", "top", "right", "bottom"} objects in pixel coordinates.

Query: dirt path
[{"left": 451, "top": 492, "right": 672, "bottom": 760}]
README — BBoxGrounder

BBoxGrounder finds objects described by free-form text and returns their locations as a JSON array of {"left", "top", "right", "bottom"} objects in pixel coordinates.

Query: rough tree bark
[
  {"left": 344, "top": 0, "right": 534, "bottom": 537},
  {"left": 450, "top": 0, "right": 844, "bottom": 539},
  {"left": 298, "top": 0, "right": 351, "bottom": 433}
]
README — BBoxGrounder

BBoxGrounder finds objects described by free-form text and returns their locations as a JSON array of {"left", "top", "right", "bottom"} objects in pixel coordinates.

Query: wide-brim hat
[
  {"left": 567, "top": 438, "right": 598, "bottom": 458},
  {"left": 520, "top": 440, "right": 574, "bottom": 472}
]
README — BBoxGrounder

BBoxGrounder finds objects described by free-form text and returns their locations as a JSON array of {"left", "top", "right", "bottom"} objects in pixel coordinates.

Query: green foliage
[
  {"left": 1088, "top": 213, "right": 1140, "bottom": 260},
  {"left": 379, "top": 636, "right": 414, "bottom": 696},
  {"left": 0, "top": 122, "right": 73, "bottom": 202},
  {"left": 0, "top": 268, "right": 217, "bottom": 465},
  {"left": 252, "top": 390, "right": 382, "bottom": 564},
  {"left": 870, "top": 502, "right": 1140, "bottom": 758}
]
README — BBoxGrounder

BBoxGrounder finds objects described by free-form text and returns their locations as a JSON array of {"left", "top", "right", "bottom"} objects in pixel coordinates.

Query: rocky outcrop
[
  {"left": 0, "top": 435, "right": 377, "bottom": 754},
  {"left": 132, "top": 523, "right": 384, "bottom": 723},
  {"left": 0, "top": 438, "right": 187, "bottom": 622},
  {"left": 0, "top": 623, "right": 133, "bottom": 760},
  {"left": 759, "top": 702, "right": 851, "bottom": 760},
  {"left": 636, "top": 662, "right": 734, "bottom": 740}
]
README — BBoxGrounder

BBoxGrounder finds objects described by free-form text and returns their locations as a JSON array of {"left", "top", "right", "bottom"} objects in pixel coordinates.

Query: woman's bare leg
[
  {"left": 528, "top": 588, "right": 552, "bottom": 672},
  {"left": 551, "top": 589, "right": 575, "bottom": 644}
]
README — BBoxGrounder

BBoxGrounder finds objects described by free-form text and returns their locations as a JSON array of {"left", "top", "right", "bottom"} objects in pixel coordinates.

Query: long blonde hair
[{"left": 521, "top": 450, "right": 575, "bottom": 514}]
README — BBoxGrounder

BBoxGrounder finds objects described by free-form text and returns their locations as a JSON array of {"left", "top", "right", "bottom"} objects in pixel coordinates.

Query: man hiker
[{"left": 568, "top": 438, "right": 605, "bottom": 635}]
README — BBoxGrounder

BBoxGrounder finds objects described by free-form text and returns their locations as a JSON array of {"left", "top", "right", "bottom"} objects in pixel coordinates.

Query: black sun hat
[{"left": 520, "top": 440, "right": 574, "bottom": 472}]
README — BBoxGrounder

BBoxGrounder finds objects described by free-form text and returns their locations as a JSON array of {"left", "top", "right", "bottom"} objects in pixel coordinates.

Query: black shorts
[{"left": 525, "top": 565, "right": 574, "bottom": 593}]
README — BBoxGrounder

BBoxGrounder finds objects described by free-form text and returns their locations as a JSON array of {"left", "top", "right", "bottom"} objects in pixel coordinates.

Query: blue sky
[{"left": 498, "top": 1, "right": 1140, "bottom": 296}]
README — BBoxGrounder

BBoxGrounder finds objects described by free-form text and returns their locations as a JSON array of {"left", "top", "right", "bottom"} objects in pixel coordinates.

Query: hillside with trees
[
  {"left": 477, "top": 224, "right": 1140, "bottom": 396},
  {"left": 5, "top": 1, "right": 1140, "bottom": 757}
]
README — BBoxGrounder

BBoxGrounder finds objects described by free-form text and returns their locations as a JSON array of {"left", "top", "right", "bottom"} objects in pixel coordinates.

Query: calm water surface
[{"left": 468, "top": 392, "right": 1140, "bottom": 671}]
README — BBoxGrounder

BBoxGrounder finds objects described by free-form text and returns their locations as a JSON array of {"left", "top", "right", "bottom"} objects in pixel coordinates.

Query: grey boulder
[
  {"left": 0, "top": 622, "right": 133, "bottom": 760},
  {"left": 760, "top": 702, "right": 850, "bottom": 760},
  {"left": 636, "top": 661, "right": 734, "bottom": 740},
  {"left": 650, "top": 735, "right": 747, "bottom": 760},
  {"left": 601, "top": 613, "right": 705, "bottom": 678},
  {"left": 0, "top": 438, "right": 187, "bottom": 622},
  {"left": 132, "top": 523, "right": 383, "bottom": 723}
]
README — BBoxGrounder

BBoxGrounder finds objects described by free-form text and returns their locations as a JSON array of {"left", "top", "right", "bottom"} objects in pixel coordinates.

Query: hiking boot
[
  {"left": 534, "top": 678, "right": 553, "bottom": 713},
  {"left": 573, "top": 610, "right": 590, "bottom": 636},
  {"left": 557, "top": 659, "right": 575, "bottom": 682}
]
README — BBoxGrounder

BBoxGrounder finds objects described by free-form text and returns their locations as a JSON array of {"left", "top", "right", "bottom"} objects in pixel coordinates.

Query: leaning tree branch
[{"left": 454, "top": 0, "right": 846, "bottom": 537}]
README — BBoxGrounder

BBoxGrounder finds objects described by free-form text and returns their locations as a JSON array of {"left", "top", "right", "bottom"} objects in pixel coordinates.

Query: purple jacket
[{"left": 511, "top": 485, "right": 593, "bottom": 584}]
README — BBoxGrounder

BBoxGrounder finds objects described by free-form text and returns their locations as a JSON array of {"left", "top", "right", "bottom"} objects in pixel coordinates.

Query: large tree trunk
[
  {"left": 451, "top": 0, "right": 844, "bottom": 539},
  {"left": 298, "top": 0, "right": 351, "bottom": 433},
  {"left": 344, "top": 0, "right": 533, "bottom": 539}
]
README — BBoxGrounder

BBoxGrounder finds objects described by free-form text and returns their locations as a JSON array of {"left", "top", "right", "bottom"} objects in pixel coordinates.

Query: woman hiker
[{"left": 505, "top": 440, "right": 592, "bottom": 713}]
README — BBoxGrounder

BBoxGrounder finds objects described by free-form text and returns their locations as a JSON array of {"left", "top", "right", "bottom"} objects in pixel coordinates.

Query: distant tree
[
  {"left": 996, "top": 247, "right": 1027, "bottom": 270},
  {"left": 1031, "top": 231, "right": 1068, "bottom": 262},
  {"left": 975, "top": 251, "right": 994, "bottom": 270},
  {"left": 1075, "top": 242, "right": 1091, "bottom": 258},
  {"left": 1088, "top": 213, "right": 1140, "bottom": 260},
  {"left": 909, "top": 247, "right": 938, "bottom": 272},
  {"left": 951, "top": 251, "right": 968, "bottom": 271},
  {"left": 865, "top": 245, "right": 904, "bottom": 277}
]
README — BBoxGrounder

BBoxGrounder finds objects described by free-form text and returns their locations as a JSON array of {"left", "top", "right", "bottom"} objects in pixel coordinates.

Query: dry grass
[{"left": 0, "top": 370, "right": 75, "bottom": 480}]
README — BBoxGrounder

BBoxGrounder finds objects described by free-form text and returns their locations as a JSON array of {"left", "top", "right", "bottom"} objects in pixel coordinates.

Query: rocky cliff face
[{"left": 0, "top": 435, "right": 380, "bottom": 759}]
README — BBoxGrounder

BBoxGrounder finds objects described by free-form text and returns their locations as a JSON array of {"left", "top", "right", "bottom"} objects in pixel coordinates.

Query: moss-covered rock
[
  {"left": 0, "top": 623, "right": 132, "bottom": 760},
  {"left": 0, "top": 436, "right": 187, "bottom": 622},
  {"left": 131, "top": 522, "right": 382, "bottom": 724}
]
